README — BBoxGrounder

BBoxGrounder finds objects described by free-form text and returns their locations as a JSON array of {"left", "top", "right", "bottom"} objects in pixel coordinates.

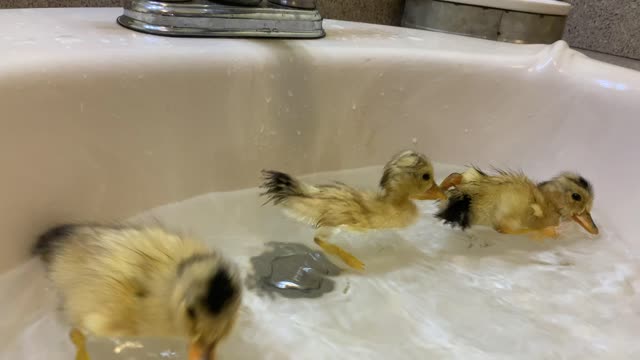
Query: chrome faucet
[{"left": 118, "top": 0, "right": 324, "bottom": 38}]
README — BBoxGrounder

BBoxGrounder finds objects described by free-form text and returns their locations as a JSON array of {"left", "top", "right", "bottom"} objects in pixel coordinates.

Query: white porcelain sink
[{"left": 1, "top": 8, "right": 639, "bottom": 360}]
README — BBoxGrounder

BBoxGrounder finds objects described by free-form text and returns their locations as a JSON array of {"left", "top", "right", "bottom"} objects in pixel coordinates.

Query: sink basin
[{"left": 1, "top": 7, "right": 639, "bottom": 360}]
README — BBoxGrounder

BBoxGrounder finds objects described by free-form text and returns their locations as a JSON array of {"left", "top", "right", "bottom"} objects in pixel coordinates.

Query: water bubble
[
  {"left": 113, "top": 341, "right": 144, "bottom": 354},
  {"left": 159, "top": 349, "right": 177, "bottom": 358}
]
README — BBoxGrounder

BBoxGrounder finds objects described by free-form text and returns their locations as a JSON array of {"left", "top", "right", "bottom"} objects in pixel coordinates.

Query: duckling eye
[
  {"left": 571, "top": 193, "right": 582, "bottom": 201},
  {"left": 186, "top": 306, "right": 197, "bottom": 320},
  {"left": 422, "top": 173, "right": 431, "bottom": 181}
]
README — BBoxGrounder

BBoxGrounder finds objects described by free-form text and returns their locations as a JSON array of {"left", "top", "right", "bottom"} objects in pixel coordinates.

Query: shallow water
[{"left": 2, "top": 163, "right": 639, "bottom": 360}]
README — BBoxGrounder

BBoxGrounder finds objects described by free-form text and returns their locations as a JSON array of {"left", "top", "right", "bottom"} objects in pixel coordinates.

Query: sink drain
[{"left": 247, "top": 242, "right": 342, "bottom": 299}]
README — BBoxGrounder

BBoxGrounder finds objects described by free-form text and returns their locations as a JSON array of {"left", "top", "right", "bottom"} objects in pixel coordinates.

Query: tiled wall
[
  {"left": 1, "top": 0, "right": 638, "bottom": 60},
  {"left": 563, "top": 0, "right": 640, "bottom": 60},
  {"left": 0, "top": 0, "right": 407, "bottom": 25},
  {"left": 316, "top": 0, "right": 404, "bottom": 26},
  {"left": 1, "top": 0, "right": 120, "bottom": 7}
]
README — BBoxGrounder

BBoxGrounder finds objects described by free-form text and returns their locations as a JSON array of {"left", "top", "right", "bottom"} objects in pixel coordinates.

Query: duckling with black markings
[
  {"left": 33, "top": 224, "right": 242, "bottom": 360},
  {"left": 436, "top": 168, "right": 598, "bottom": 239},
  {"left": 260, "top": 150, "right": 447, "bottom": 270}
]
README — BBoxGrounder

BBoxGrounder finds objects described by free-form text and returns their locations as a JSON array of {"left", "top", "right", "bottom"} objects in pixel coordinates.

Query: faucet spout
[{"left": 118, "top": 0, "right": 325, "bottom": 38}]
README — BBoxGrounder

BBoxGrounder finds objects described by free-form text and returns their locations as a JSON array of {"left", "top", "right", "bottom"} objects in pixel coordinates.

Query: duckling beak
[
  {"left": 572, "top": 212, "right": 599, "bottom": 235},
  {"left": 439, "top": 173, "right": 463, "bottom": 191},
  {"left": 412, "top": 185, "right": 447, "bottom": 201},
  {"left": 188, "top": 342, "right": 216, "bottom": 360}
]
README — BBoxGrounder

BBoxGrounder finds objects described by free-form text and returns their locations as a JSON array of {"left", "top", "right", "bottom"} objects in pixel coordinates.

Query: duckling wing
[
  {"left": 463, "top": 173, "right": 554, "bottom": 228},
  {"left": 283, "top": 182, "right": 376, "bottom": 228},
  {"left": 260, "top": 171, "right": 380, "bottom": 228}
]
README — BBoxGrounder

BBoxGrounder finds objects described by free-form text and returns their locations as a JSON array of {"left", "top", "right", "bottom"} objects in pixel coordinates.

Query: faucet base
[{"left": 118, "top": 0, "right": 325, "bottom": 39}]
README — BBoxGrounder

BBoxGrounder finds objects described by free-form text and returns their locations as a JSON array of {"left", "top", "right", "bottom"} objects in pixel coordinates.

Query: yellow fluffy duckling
[
  {"left": 436, "top": 167, "right": 598, "bottom": 238},
  {"left": 33, "top": 224, "right": 242, "bottom": 360},
  {"left": 260, "top": 150, "right": 446, "bottom": 270}
]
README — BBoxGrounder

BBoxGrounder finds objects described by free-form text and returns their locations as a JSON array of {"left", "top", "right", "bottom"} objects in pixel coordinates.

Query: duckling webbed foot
[
  {"left": 495, "top": 225, "right": 558, "bottom": 241},
  {"left": 531, "top": 226, "right": 559, "bottom": 241},
  {"left": 188, "top": 342, "right": 215, "bottom": 360},
  {"left": 314, "top": 237, "right": 365, "bottom": 271},
  {"left": 69, "top": 328, "right": 90, "bottom": 360}
]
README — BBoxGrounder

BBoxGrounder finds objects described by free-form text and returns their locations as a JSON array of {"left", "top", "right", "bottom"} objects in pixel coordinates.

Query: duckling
[
  {"left": 261, "top": 150, "right": 446, "bottom": 270},
  {"left": 33, "top": 224, "right": 242, "bottom": 360},
  {"left": 436, "top": 168, "right": 598, "bottom": 238}
]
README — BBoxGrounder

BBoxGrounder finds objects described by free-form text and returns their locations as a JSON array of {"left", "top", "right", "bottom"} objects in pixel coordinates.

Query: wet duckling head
[
  {"left": 172, "top": 254, "right": 242, "bottom": 359},
  {"left": 539, "top": 172, "right": 598, "bottom": 235},
  {"left": 379, "top": 150, "right": 446, "bottom": 201}
]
